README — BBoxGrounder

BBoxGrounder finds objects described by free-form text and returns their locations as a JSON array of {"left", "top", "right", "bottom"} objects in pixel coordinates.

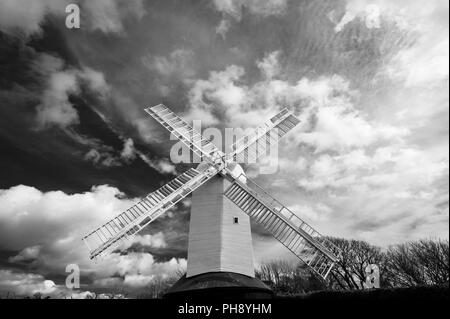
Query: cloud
[
  {"left": 0, "top": 184, "right": 186, "bottom": 293},
  {"left": 212, "top": 0, "right": 288, "bottom": 20},
  {"left": 143, "top": 49, "right": 195, "bottom": 79},
  {"left": 334, "top": 0, "right": 448, "bottom": 32},
  {"left": 0, "top": 270, "right": 58, "bottom": 296},
  {"left": 36, "top": 69, "right": 80, "bottom": 128},
  {"left": 180, "top": 47, "right": 445, "bottom": 249},
  {"left": 185, "top": 56, "right": 407, "bottom": 153},
  {"left": 83, "top": 0, "right": 146, "bottom": 34},
  {"left": 8, "top": 245, "right": 41, "bottom": 263},
  {"left": 138, "top": 153, "right": 177, "bottom": 175},
  {"left": 278, "top": 156, "right": 307, "bottom": 172},
  {"left": 298, "top": 146, "right": 448, "bottom": 192},
  {"left": 128, "top": 232, "right": 167, "bottom": 249},
  {"left": 334, "top": 0, "right": 449, "bottom": 87},
  {"left": 289, "top": 203, "right": 332, "bottom": 223},
  {"left": 100, "top": 254, "right": 185, "bottom": 288},
  {"left": 298, "top": 103, "right": 409, "bottom": 152},
  {"left": 0, "top": 0, "right": 66, "bottom": 35},
  {"left": 83, "top": 135, "right": 175, "bottom": 172},
  {"left": 186, "top": 64, "right": 247, "bottom": 125},
  {"left": 334, "top": 1, "right": 381, "bottom": 32},
  {"left": 77, "top": 134, "right": 140, "bottom": 169},
  {"left": 0, "top": 184, "right": 129, "bottom": 251},
  {"left": 78, "top": 67, "right": 109, "bottom": 94},
  {"left": 291, "top": 144, "right": 448, "bottom": 245},
  {"left": 216, "top": 19, "right": 232, "bottom": 39},
  {"left": 84, "top": 148, "right": 122, "bottom": 167},
  {"left": 120, "top": 138, "right": 137, "bottom": 161},
  {"left": 142, "top": 49, "right": 196, "bottom": 96},
  {"left": 0, "top": 268, "right": 128, "bottom": 298},
  {"left": 0, "top": 0, "right": 146, "bottom": 36},
  {"left": 257, "top": 51, "right": 281, "bottom": 79},
  {"left": 34, "top": 53, "right": 109, "bottom": 129},
  {"left": 211, "top": 0, "right": 288, "bottom": 38}
]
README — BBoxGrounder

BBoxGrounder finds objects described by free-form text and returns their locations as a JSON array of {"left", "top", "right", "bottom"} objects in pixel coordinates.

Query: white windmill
[{"left": 82, "top": 104, "right": 341, "bottom": 297}]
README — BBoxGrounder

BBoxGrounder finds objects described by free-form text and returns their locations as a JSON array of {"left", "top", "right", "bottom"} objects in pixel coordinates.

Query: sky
[{"left": 0, "top": 0, "right": 448, "bottom": 297}]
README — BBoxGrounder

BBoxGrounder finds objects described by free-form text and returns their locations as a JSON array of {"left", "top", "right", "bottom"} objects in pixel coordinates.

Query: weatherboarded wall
[{"left": 187, "top": 176, "right": 255, "bottom": 278}]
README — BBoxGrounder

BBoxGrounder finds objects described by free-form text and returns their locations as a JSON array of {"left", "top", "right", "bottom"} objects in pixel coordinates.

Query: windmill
[{"left": 82, "top": 104, "right": 342, "bottom": 298}]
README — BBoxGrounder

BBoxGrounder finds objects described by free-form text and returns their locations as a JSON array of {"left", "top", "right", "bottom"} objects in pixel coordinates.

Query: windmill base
[{"left": 163, "top": 272, "right": 273, "bottom": 300}]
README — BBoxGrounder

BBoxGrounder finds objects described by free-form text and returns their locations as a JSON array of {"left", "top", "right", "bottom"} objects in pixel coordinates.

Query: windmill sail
[
  {"left": 83, "top": 103, "right": 341, "bottom": 283},
  {"left": 227, "top": 108, "right": 300, "bottom": 164},
  {"left": 83, "top": 166, "right": 218, "bottom": 260},
  {"left": 223, "top": 174, "right": 341, "bottom": 280},
  {"left": 145, "top": 104, "right": 222, "bottom": 163}
]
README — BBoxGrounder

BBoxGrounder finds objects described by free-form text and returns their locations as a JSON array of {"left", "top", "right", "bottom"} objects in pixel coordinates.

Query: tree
[
  {"left": 256, "top": 260, "right": 325, "bottom": 294},
  {"left": 385, "top": 239, "right": 449, "bottom": 287},
  {"left": 326, "top": 237, "right": 387, "bottom": 290},
  {"left": 257, "top": 238, "right": 448, "bottom": 294}
]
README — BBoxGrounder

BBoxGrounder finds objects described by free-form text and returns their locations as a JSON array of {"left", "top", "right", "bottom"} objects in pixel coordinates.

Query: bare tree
[
  {"left": 258, "top": 238, "right": 448, "bottom": 294},
  {"left": 141, "top": 276, "right": 178, "bottom": 298},
  {"left": 326, "top": 237, "right": 387, "bottom": 290},
  {"left": 385, "top": 239, "right": 449, "bottom": 287},
  {"left": 256, "top": 260, "right": 324, "bottom": 294}
]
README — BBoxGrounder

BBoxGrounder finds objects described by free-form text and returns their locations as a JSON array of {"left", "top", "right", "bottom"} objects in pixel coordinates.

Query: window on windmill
[{"left": 234, "top": 217, "right": 239, "bottom": 224}]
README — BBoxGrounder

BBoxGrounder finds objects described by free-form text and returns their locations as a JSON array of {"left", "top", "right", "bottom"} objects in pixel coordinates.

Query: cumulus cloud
[
  {"left": 298, "top": 103, "right": 409, "bottom": 152},
  {"left": 0, "top": 268, "right": 130, "bottom": 298},
  {"left": 0, "top": 270, "right": 58, "bottom": 296},
  {"left": 181, "top": 35, "right": 447, "bottom": 249},
  {"left": 97, "top": 253, "right": 186, "bottom": 288},
  {"left": 0, "top": 184, "right": 186, "bottom": 294},
  {"left": 128, "top": 232, "right": 167, "bottom": 249},
  {"left": 298, "top": 146, "right": 448, "bottom": 192},
  {"left": 185, "top": 53, "right": 407, "bottom": 153},
  {"left": 186, "top": 64, "right": 247, "bottom": 125}
]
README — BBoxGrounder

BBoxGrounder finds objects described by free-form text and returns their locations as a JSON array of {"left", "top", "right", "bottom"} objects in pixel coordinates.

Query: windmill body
[
  {"left": 187, "top": 169, "right": 254, "bottom": 278},
  {"left": 82, "top": 104, "right": 342, "bottom": 297}
]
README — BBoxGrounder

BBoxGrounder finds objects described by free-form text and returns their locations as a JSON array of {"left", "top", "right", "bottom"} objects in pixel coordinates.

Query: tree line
[{"left": 255, "top": 238, "right": 449, "bottom": 295}]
